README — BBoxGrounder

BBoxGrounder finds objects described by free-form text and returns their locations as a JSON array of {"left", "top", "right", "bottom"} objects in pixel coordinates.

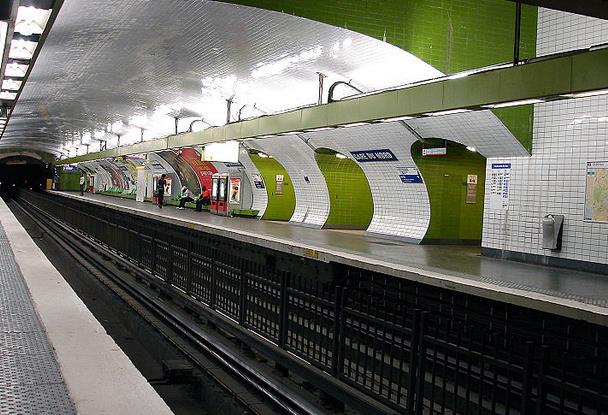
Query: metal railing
[{"left": 25, "top": 191, "right": 608, "bottom": 415}]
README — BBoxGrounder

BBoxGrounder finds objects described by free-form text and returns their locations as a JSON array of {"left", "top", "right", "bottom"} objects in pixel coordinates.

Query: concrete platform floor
[
  {"left": 0, "top": 197, "right": 173, "bottom": 415},
  {"left": 55, "top": 191, "right": 608, "bottom": 326}
]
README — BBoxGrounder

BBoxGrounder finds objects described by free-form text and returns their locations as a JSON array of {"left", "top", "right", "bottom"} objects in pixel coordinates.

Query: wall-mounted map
[{"left": 585, "top": 161, "right": 608, "bottom": 222}]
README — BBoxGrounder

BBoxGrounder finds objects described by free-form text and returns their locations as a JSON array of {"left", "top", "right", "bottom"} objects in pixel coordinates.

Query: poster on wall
[
  {"left": 229, "top": 178, "right": 241, "bottom": 204},
  {"left": 466, "top": 174, "right": 478, "bottom": 204},
  {"left": 164, "top": 177, "right": 172, "bottom": 195},
  {"left": 252, "top": 174, "right": 265, "bottom": 189},
  {"left": 584, "top": 161, "right": 608, "bottom": 222},
  {"left": 397, "top": 166, "right": 423, "bottom": 183},
  {"left": 275, "top": 174, "right": 284, "bottom": 195},
  {"left": 489, "top": 163, "right": 511, "bottom": 210}
]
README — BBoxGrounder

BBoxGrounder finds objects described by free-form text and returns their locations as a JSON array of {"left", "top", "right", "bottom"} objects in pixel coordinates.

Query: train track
[{"left": 12, "top": 195, "right": 327, "bottom": 415}]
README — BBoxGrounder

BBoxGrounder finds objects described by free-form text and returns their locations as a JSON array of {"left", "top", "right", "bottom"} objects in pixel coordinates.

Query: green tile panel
[
  {"left": 412, "top": 141, "right": 486, "bottom": 243},
  {"left": 249, "top": 153, "right": 296, "bottom": 221},
  {"left": 315, "top": 152, "right": 373, "bottom": 229}
]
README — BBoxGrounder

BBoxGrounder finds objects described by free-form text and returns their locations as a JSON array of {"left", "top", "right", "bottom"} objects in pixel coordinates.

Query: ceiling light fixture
[
  {"left": 0, "top": 91, "right": 16, "bottom": 100},
  {"left": 482, "top": 98, "right": 544, "bottom": 109},
  {"left": 2, "top": 79, "right": 22, "bottom": 91},
  {"left": 424, "top": 109, "right": 472, "bottom": 116},
  {"left": 335, "top": 153, "right": 348, "bottom": 159},
  {"left": 339, "top": 122, "right": 369, "bottom": 128},
  {"left": 9, "top": 39, "right": 37, "bottom": 60},
  {"left": 378, "top": 115, "right": 415, "bottom": 123},
  {"left": 562, "top": 89, "right": 608, "bottom": 99},
  {"left": 14, "top": 6, "right": 51, "bottom": 36},
  {"left": 4, "top": 62, "right": 28, "bottom": 78},
  {"left": 0, "top": 22, "right": 7, "bottom": 64},
  {"left": 304, "top": 127, "right": 334, "bottom": 132},
  {"left": 466, "top": 146, "right": 477, "bottom": 152}
]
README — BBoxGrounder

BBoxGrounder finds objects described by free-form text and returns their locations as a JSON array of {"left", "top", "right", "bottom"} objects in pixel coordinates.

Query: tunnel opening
[{"left": 0, "top": 155, "right": 53, "bottom": 198}]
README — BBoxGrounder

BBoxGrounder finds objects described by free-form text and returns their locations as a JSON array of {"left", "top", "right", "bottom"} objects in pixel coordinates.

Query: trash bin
[{"left": 542, "top": 214, "right": 564, "bottom": 250}]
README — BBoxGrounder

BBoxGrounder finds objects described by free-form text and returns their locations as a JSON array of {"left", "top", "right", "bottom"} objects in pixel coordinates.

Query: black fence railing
[{"left": 25, "top": 191, "right": 608, "bottom": 415}]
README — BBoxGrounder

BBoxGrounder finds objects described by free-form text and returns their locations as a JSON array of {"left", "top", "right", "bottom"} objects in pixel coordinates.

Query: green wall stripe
[
  {"left": 249, "top": 153, "right": 296, "bottom": 221},
  {"left": 315, "top": 152, "right": 374, "bottom": 229},
  {"left": 412, "top": 141, "right": 486, "bottom": 243}
]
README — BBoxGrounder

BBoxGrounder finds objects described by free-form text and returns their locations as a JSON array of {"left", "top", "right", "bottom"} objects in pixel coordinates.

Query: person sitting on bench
[
  {"left": 177, "top": 186, "right": 195, "bottom": 209},
  {"left": 195, "top": 185, "right": 211, "bottom": 212}
]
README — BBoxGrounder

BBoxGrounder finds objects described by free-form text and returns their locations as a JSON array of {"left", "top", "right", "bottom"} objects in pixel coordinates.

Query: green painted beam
[{"left": 58, "top": 48, "right": 608, "bottom": 165}]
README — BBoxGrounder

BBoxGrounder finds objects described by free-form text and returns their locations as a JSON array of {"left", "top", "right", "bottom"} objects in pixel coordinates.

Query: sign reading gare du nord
[{"left": 350, "top": 149, "right": 399, "bottom": 162}]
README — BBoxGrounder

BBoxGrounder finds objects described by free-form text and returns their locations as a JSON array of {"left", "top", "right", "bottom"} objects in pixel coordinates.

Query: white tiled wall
[
  {"left": 482, "top": 8, "right": 608, "bottom": 265},
  {"left": 407, "top": 111, "right": 529, "bottom": 158},
  {"left": 238, "top": 146, "right": 268, "bottom": 217},
  {"left": 305, "top": 122, "right": 430, "bottom": 241},
  {"left": 246, "top": 135, "right": 330, "bottom": 227},
  {"left": 536, "top": 8, "right": 608, "bottom": 55}
]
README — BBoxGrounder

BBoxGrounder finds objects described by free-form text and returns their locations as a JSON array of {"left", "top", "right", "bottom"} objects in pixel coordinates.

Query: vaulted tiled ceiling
[{"left": 0, "top": 0, "right": 447, "bottom": 155}]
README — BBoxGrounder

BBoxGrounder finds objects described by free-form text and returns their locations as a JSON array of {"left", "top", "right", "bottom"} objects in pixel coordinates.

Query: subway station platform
[
  {"left": 0, "top": 198, "right": 173, "bottom": 415},
  {"left": 55, "top": 191, "right": 608, "bottom": 326}
]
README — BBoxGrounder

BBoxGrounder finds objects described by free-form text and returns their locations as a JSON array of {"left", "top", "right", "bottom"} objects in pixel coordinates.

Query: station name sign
[
  {"left": 422, "top": 147, "right": 447, "bottom": 157},
  {"left": 350, "top": 149, "right": 398, "bottom": 162}
]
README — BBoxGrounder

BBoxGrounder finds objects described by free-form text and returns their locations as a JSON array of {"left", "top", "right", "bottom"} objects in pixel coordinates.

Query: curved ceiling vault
[{"left": 0, "top": 0, "right": 445, "bottom": 155}]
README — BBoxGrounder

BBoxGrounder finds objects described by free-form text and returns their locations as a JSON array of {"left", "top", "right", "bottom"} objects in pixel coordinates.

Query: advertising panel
[
  {"left": 158, "top": 150, "right": 201, "bottom": 195},
  {"left": 229, "top": 177, "right": 241, "bottom": 204},
  {"left": 180, "top": 147, "right": 217, "bottom": 195}
]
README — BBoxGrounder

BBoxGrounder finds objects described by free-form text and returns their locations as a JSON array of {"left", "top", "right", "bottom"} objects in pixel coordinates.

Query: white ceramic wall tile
[
  {"left": 406, "top": 110, "right": 530, "bottom": 158},
  {"left": 537, "top": 8, "right": 608, "bottom": 55},
  {"left": 482, "top": 8, "right": 608, "bottom": 265},
  {"left": 246, "top": 135, "right": 330, "bottom": 227},
  {"left": 305, "top": 122, "right": 430, "bottom": 241},
  {"left": 238, "top": 147, "right": 268, "bottom": 217}
]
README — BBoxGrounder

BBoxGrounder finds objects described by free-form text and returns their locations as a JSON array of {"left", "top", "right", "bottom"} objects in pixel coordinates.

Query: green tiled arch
[
  {"left": 249, "top": 152, "right": 296, "bottom": 221},
  {"left": 315, "top": 150, "right": 374, "bottom": 229},
  {"left": 412, "top": 141, "right": 486, "bottom": 244}
]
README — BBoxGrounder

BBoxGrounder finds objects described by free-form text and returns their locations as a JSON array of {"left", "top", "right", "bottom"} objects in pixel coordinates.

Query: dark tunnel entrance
[{"left": 0, "top": 155, "right": 53, "bottom": 198}]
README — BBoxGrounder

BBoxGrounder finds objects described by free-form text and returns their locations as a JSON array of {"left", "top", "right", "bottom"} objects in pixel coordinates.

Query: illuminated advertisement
[
  {"left": 229, "top": 177, "right": 241, "bottom": 204},
  {"left": 180, "top": 147, "right": 217, "bottom": 195},
  {"left": 158, "top": 150, "right": 201, "bottom": 195}
]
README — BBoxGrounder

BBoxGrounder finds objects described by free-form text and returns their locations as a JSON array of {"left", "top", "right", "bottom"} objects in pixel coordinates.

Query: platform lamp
[{"left": 188, "top": 118, "right": 215, "bottom": 133}]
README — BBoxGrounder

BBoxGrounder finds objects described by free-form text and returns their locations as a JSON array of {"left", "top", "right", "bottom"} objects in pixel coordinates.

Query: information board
[
  {"left": 489, "top": 163, "right": 511, "bottom": 210},
  {"left": 585, "top": 161, "right": 608, "bottom": 222},
  {"left": 397, "top": 167, "right": 423, "bottom": 183}
]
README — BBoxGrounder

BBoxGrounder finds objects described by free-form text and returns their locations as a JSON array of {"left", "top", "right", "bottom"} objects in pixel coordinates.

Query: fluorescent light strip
[
  {"left": 562, "top": 89, "right": 608, "bottom": 99},
  {"left": 14, "top": 7, "right": 52, "bottom": 36},
  {"left": 5, "top": 63, "right": 29, "bottom": 78},
  {"left": 0, "top": 91, "right": 17, "bottom": 100},
  {"left": 9, "top": 39, "right": 37, "bottom": 60},
  {"left": 424, "top": 109, "right": 472, "bottom": 116},
  {"left": 2, "top": 79, "right": 22, "bottom": 91},
  {"left": 377, "top": 115, "right": 415, "bottom": 123},
  {"left": 0, "top": 22, "right": 7, "bottom": 64},
  {"left": 339, "top": 122, "right": 369, "bottom": 128},
  {"left": 483, "top": 98, "right": 544, "bottom": 108}
]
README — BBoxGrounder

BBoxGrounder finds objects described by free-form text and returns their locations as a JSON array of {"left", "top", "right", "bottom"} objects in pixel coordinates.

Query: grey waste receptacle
[{"left": 542, "top": 214, "right": 564, "bottom": 250}]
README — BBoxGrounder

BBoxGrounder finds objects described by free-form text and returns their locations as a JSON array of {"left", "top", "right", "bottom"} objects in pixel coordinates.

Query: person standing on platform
[
  {"left": 177, "top": 186, "right": 194, "bottom": 209},
  {"left": 79, "top": 175, "right": 86, "bottom": 196},
  {"left": 157, "top": 174, "right": 166, "bottom": 209},
  {"left": 195, "top": 185, "right": 211, "bottom": 212}
]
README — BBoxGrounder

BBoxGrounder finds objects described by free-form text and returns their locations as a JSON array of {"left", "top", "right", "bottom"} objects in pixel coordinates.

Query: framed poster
[{"left": 584, "top": 161, "right": 608, "bottom": 222}]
